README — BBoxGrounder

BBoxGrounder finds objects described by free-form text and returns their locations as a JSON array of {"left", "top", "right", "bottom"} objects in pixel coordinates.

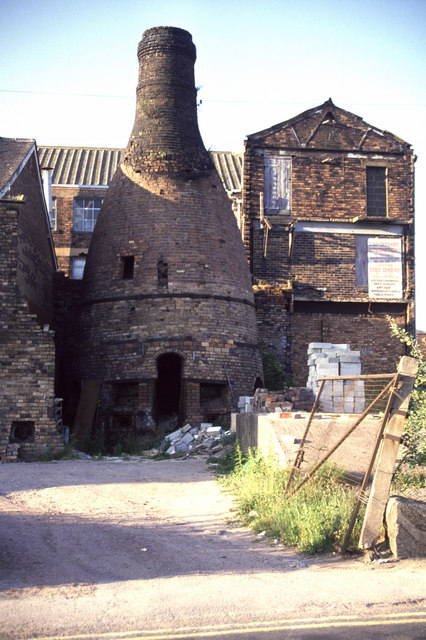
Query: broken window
[
  {"left": 10, "top": 421, "right": 35, "bottom": 443},
  {"left": 121, "top": 255, "right": 135, "bottom": 279},
  {"left": 264, "top": 155, "right": 291, "bottom": 214},
  {"left": 158, "top": 258, "right": 168, "bottom": 287},
  {"left": 366, "top": 167, "right": 387, "bottom": 217}
]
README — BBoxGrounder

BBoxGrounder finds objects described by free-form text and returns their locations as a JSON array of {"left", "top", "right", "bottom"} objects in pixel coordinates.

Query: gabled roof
[
  {"left": 38, "top": 146, "right": 243, "bottom": 192},
  {"left": 0, "top": 137, "right": 35, "bottom": 195},
  {"left": 246, "top": 99, "right": 412, "bottom": 153}
]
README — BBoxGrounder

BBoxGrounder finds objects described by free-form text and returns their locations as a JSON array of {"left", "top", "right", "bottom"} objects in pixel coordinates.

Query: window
[
  {"left": 72, "top": 256, "right": 86, "bottom": 280},
  {"left": 264, "top": 155, "right": 291, "bottom": 214},
  {"left": 73, "top": 198, "right": 103, "bottom": 232},
  {"left": 366, "top": 167, "right": 387, "bottom": 217},
  {"left": 121, "top": 255, "right": 135, "bottom": 279},
  {"left": 49, "top": 197, "right": 57, "bottom": 231}
]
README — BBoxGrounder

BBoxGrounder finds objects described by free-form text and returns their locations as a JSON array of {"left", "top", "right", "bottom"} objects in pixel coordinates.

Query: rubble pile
[
  {"left": 251, "top": 387, "right": 315, "bottom": 414},
  {"left": 162, "top": 423, "right": 231, "bottom": 457}
]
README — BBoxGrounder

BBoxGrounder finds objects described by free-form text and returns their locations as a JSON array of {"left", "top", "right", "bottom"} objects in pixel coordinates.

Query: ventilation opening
[
  {"left": 158, "top": 258, "right": 168, "bottom": 287},
  {"left": 322, "top": 111, "right": 336, "bottom": 124},
  {"left": 121, "top": 256, "right": 135, "bottom": 279},
  {"left": 10, "top": 421, "right": 35, "bottom": 443},
  {"left": 155, "top": 353, "right": 183, "bottom": 422}
]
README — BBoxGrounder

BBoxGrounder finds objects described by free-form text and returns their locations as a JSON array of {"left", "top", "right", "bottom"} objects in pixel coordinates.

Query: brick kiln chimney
[{"left": 78, "top": 26, "right": 262, "bottom": 438}]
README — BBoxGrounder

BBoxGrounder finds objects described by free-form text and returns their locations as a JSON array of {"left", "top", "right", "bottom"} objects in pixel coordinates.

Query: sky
[{"left": 1, "top": 0, "right": 425, "bottom": 325}]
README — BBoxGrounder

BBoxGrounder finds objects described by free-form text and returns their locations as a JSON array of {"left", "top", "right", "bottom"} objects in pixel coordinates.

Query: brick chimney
[{"left": 78, "top": 27, "right": 262, "bottom": 438}]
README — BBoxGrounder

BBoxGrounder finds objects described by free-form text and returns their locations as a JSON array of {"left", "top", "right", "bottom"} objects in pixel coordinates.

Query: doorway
[{"left": 155, "top": 353, "right": 183, "bottom": 423}]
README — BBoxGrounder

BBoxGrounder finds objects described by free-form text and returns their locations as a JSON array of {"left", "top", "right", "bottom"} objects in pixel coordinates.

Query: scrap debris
[{"left": 161, "top": 422, "right": 231, "bottom": 458}]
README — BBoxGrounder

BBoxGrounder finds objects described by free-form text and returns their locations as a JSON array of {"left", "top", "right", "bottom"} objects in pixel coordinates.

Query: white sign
[{"left": 368, "top": 237, "right": 403, "bottom": 299}]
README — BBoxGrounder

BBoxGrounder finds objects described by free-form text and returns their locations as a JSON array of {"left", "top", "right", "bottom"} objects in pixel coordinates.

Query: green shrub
[{"left": 388, "top": 318, "right": 426, "bottom": 469}]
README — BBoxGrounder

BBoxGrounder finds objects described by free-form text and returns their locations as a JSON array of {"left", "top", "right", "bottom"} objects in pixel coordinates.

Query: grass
[
  {"left": 220, "top": 444, "right": 364, "bottom": 554},
  {"left": 391, "top": 469, "right": 426, "bottom": 493}
]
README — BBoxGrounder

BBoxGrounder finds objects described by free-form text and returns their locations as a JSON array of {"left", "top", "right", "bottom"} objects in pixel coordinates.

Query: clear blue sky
[{"left": 1, "top": 0, "right": 425, "bottom": 326}]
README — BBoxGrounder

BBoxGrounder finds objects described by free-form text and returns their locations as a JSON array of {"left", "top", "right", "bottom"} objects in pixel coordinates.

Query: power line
[{"left": 0, "top": 88, "right": 425, "bottom": 108}]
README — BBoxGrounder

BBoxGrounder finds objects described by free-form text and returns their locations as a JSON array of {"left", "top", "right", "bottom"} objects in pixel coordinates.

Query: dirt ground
[{"left": 0, "top": 456, "right": 425, "bottom": 639}]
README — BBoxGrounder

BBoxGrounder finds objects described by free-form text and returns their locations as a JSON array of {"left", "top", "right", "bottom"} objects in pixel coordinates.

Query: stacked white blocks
[
  {"left": 307, "top": 343, "right": 365, "bottom": 414},
  {"left": 238, "top": 396, "right": 254, "bottom": 413}
]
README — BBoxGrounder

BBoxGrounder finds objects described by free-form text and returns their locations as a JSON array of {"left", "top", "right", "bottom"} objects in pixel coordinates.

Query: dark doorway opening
[{"left": 155, "top": 353, "right": 183, "bottom": 423}]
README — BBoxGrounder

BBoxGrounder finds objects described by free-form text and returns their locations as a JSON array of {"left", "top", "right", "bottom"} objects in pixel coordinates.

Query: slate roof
[
  {"left": 246, "top": 99, "right": 412, "bottom": 153},
  {"left": 0, "top": 137, "right": 35, "bottom": 194},
  {"left": 38, "top": 146, "right": 242, "bottom": 193}
]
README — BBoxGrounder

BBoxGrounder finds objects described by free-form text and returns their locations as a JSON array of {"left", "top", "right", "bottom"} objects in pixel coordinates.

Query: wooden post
[{"left": 359, "top": 356, "right": 418, "bottom": 549}]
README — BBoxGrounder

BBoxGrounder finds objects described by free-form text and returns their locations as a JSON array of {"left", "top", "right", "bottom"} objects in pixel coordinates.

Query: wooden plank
[
  {"left": 359, "top": 356, "right": 418, "bottom": 549},
  {"left": 72, "top": 379, "right": 102, "bottom": 450}
]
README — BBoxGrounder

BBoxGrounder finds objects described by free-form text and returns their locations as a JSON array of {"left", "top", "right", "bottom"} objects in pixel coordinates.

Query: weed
[
  {"left": 39, "top": 441, "right": 78, "bottom": 462},
  {"left": 391, "top": 469, "right": 426, "bottom": 493},
  {"left": 221, "top": 448, "right": 363, "bottom": 553}
]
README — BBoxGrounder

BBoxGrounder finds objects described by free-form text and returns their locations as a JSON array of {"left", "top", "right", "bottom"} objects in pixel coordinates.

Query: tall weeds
[{"left": 221, "top": 446, "right": 364, "bottom": 553}]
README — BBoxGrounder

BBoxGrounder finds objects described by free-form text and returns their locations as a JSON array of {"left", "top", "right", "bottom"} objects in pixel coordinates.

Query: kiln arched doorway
[{"left": 155, "top": 353, "right": 183, "bottom": 425}]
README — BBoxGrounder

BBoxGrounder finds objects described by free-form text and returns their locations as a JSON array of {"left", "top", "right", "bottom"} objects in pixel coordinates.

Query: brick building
[
  {"left": 242, "top": 99, "right": 415, "bottom": 385},
  {"left": 0, "top": 137, "right": 64, "bottom": 460},
  {"left": 69, "top": 26, "right": 262, "bottom": 444}
]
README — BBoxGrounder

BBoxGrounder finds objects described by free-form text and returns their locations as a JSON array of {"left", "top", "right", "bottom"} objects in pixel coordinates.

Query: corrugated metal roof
[
  {"left": 38, "top": 146, "right": 122, "bottom": 186},
  {"left": 210, "top": 151, "right": 242, "bottom": 193},
  {"left": 38, "top": 146, "right": 242, "bottom": 192}
]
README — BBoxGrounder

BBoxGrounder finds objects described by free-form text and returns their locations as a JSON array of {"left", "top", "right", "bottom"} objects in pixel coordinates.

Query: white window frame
[
  {"left": 73, "top": 198, "right": 103, "bottom": 232},
  {"left": 49, "top": 197, "right": 57, "bottom": 231}
]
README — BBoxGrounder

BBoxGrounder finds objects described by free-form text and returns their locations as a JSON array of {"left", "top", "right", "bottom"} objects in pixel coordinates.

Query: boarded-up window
[
  {"left": 366, "top": 167, "right": 387, "bottom": 217},
  {"left": 264, "top": 155, "right": 291, "bottom": 214},
  {"left": 355, "top": 235, "right": 369, "bottom": 289}
]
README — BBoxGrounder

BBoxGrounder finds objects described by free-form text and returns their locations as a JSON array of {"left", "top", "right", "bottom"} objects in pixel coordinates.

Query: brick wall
[
  {"left": 242, "top": 101, "right": 415, "bottom": 384},
  {"left": 0, "top": 201, "right": 63, "bottom": 460},
  {"left": 52, "top": 186, "right": 107, "bottom": 275},
  {"left": 7, "top": 154, "right": 56, "bottom": 323},
  {"left": 75, "top": 27, "right": 263, "bottom": 429},
  {"left": 291, "top": 305, "right": 407, "bottom": 386}
]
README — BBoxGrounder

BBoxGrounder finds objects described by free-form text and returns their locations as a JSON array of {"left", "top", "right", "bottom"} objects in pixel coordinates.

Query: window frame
[
  {"left": 366, "top": 166, "right": 388, "bottom": 218},
  {"left": 73, "top": 198, "right": 103, "bottom": 232},
  {"left": 263, "top": 154, "right": 292, "bottom": 215},
  {"left": 49, "top": 197, "right": 57, "bottom": 231}
]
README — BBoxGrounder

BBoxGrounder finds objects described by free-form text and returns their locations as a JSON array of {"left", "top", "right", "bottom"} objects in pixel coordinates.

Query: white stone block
[
  {"left": 165, "top": 428, "right": 182, "bottom": 441},
  {"left": 340, "top": 363, "right": 361, "bottom": 376},
  {"left": 205, "top": 426, "right": 223, "bottom": 436}
]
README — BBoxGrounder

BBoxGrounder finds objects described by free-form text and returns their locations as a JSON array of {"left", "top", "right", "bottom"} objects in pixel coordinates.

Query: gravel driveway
[{"left": 0, "top": 457, "right": 425, "bottom": 639}]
